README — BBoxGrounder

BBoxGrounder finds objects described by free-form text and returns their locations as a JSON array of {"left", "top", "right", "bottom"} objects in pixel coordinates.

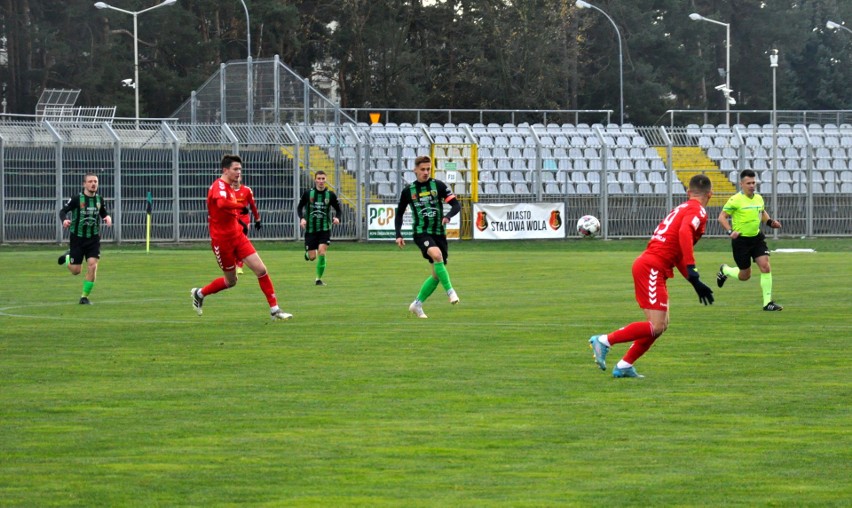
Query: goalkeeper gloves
[
  {"left": 255, "top": 220, "right": 262, "bottom": 230},
  {"left": 686, "top": 265, "right": 714, "bottom": 306}
]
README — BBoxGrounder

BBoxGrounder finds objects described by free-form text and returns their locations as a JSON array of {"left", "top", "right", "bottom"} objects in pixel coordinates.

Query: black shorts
[
  {"left": 731, "top": 233, "right": 770, "bottom": 269},
  {"left": 69, "top": 234, "right": 101, "bottom": 265},
  {"left": 413, "top": 233, "right": 448, "bottom": 264},
  {"left": 305, "top": 230, "right": 332, "bottom": 251}
]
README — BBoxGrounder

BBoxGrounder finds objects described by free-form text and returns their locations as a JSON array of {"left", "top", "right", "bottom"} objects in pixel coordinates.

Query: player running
[
  {"left": 57, "top": 172, "right": 113, "bottom": 304},
  {"left": 191, "top": 154, "right": 291, "bottom": 321},
  {"left": 394, "top": 155, "right": 462, "bottom": 319},
  {"left": 716, "top": 169, "right": 783, "bottom": 311},
  {"left": 297, "top": 170, "right": 342, "bottom": 286},
  {"left": 588, "top": 174, "right": 715, "bottom": 378}
]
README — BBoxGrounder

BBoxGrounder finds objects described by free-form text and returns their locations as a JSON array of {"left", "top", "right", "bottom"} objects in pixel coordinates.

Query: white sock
[
  {"left": 598, "top": 335, "right": 611, "bottom": 347},
  {"left": 616, "top": 360, "right": 632, "bottom": 370},
  {"left": 270, "top": 305, "right": 280, "bottom": 314}
]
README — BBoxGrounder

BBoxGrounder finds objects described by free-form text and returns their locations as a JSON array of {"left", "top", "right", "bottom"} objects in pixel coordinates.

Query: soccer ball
[{"left": 576, "top": 215, "right": 601, "bottom": 238}]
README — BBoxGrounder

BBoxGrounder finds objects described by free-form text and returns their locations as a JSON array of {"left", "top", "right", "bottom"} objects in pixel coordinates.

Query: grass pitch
[{"left": 1, "top": 239, "right": 850, "bottom": 506}]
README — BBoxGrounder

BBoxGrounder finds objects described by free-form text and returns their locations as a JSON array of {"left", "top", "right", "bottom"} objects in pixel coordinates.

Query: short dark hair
[
  {"left": 221, "top": 154, "right": 242, "bottom": 169},
  {"left": 314, "top": 170, "right": 326, "bottom": 177},
  {"left": 688, "top": 174, "right": 712, "bottom": 195},
  {"left": 84, "top": 172, "right": 98, "bottom": 180},
  {"left": 740, "top": 169, "right": 756, "bottom": 180},
  {"left": 414, "top": 155, "right": 431, "bottom": 167}
]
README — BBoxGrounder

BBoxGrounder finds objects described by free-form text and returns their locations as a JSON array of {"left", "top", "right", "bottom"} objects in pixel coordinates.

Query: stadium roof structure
[{"left": 35, "top": 88, "right": 116, "bottom": 124}]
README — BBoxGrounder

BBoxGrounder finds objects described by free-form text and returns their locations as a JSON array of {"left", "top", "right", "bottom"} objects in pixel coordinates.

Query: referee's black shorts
[{"left": 731, "top": 233, "right": 770, "bottom": 269}]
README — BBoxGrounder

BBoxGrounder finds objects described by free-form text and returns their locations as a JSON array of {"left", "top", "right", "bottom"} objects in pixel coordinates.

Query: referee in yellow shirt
[{"left": 717, "top": 169, "right": 783, "bottom": 311}]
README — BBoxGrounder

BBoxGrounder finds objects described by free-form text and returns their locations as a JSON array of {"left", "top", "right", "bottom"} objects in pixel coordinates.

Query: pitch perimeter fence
[{"left": 0, "top": 118, "right": 849, "bottom": 244}]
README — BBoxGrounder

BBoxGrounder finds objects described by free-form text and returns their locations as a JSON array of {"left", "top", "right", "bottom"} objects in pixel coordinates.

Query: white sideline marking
[{"left": 771, "top": 248, "right": 816, "bottom": 253}]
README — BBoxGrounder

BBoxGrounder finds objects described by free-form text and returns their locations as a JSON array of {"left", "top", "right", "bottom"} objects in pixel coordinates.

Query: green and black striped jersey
[
  {"left": 297, "top": 187, "right": 342, "bottom": 233},
  {"left": 394, "top": 178, "right": 459, "bottom": 237},
  {"left": 59, "top": 193, "right": 109, "bottom": 238}
]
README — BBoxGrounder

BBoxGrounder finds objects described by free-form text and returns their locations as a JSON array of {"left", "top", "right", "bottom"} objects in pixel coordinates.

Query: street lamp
[
  {"left": 237, "top": 0, "right": 253, "bottom": 125},
  {"left": 576, "top": 0, "right": 624, "bottom": 124},
  {"left": 690, "top": 12, "right": 731, "bottom": 125},
  {"left": 769, "top": 49, "right": 779, "bottom": 237},
  {"left": 94, "top": 0, "right": 177, "bottom": 127},
  {"left": 826, "top": 20, "right": 852, "bottom": 35}
]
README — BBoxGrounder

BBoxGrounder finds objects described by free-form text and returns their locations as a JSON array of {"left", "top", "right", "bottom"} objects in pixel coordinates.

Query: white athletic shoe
[
  {"left": 447, "top": 288, "right": 459, "bottom": 305},
  {"left": 271, "top": 310, "right": 293, "bottom": 321},
  {"left": 191, "top": 288, "right": 203, "bottom": 316},
  {"left": 408, "top": 301, "right": 428, "bottom": 319}
]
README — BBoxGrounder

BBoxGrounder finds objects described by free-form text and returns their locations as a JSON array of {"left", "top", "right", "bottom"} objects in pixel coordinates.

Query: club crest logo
[
  {"left": 548, "top": 210, "right": 562, "bottom": 230},
  {"left": 476, "top": 211, "right": 488, "bottom": 232}
]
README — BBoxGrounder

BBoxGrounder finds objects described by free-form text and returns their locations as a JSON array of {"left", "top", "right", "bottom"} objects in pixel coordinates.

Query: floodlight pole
[
  {"left": 770, "top": 49, "right": 779, "bottom": 239},
  {"left": 576, "top": 0, "right": 624, "bottom": 124},
  {"left": 94, "top": 0, "right": 176, "bottom": 128},
  {"left": 690, "top": 13, "right": 731, "bottom": 125},
  {"left": 238, "top": 0, "right": 253, "bottom": 125}
]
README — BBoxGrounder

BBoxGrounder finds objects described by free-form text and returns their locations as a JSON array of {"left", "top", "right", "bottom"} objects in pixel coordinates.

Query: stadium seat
[{"left": 498, "top": 183, "right": 515, "bottom": 194}]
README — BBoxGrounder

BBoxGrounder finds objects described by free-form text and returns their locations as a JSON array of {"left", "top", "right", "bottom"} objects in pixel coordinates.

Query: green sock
[
  {"left": 417, "top": 276, "right": 440, "bottom": 302},
  {"left": 82, "top": 280, "right": 94, "bottom": 297},
  {"left": 433, "top": 261, "right": 453, "bottom": 291},
  {"left": 760, "top": 272, "right": 773, "bottom": 306},
  {"left": 63, "top": 255, "right": 70, "bottom": 266},
  {"left": 317, "top": 255, "right": 326, "bottom": 279},
  {"left": 722, "top": 265, "right": 740, "bottom": 278}
]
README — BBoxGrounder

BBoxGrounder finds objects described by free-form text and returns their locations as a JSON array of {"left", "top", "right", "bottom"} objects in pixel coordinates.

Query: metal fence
[{"left": 0, "top": 118, "right": 850, "bottom": 244}]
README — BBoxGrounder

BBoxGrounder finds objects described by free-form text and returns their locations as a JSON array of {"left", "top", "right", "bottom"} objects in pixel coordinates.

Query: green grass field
[{"left": 1, "top": 239, "right": 850, "bottom": 506}]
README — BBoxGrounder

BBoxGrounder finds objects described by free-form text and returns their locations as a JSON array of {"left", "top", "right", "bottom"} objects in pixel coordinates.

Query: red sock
[
  {"left": 202, "top": 277, "right": 230, "bottom": 296},
  {"left": 257, "top": 273, "right": 278, "bottom": 307},
  {"left": 607, "top": 321, "right": 655, "bottom": 345},
  {"left": 623, "top": 336, "right": 658, "bottom": 364}
]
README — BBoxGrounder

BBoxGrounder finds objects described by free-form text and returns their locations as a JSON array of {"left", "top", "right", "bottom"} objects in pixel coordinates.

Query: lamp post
[
  {"left": 689, "top": 13, "right": 731, "bottom": 125},
  {"left": 94, "top": 0, "right": 176, "bottom": 127},
  {"left": 769, "top": 49, "right": 779, "bottom": 238},
  {"left": 826, "top": 20, "right": 852, "bottom": 35},
  {"left": 238, "top": 0, "right": 253, "bottom": 125},
  {"left": 576, "top": 0, "right": 624, "bottom": 124}
]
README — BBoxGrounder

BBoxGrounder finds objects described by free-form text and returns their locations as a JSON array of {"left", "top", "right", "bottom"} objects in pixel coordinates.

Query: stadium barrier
[{"left": 0, "top": 117, "right": 850, "bottom": 244}]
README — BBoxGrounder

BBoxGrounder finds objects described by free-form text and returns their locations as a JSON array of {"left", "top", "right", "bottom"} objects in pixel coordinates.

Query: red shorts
[
  {"left": 211, "top": 234, "right": 256, "bottom": 271},
  {"left": 632, "top": 254, "right": 673, "bottom": 311}
]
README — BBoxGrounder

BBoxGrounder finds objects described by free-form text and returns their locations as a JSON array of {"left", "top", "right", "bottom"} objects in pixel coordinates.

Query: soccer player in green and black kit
[
  {"left": 717, "top": 169, "right": 784, "bottom": 311},
  {"left": 297, "top": 171, "right": 342, "bottom": 286},
  {"left": 395, "top": 155, "right": 462, "bottom": 319},
  {"left": 57, "top": 172, "right": 113, "bottom": 304}
]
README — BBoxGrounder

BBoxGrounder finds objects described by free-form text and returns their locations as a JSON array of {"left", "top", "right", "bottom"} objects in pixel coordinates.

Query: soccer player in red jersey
[
  {"left": 588, "top": 174, "right": 715, "bottom": 378},
  {"left": 231, "top": 174, "right": 261, "bottom": 275},
  {"left": 191, "top": 154, "right": 292, "bottom": 320}
]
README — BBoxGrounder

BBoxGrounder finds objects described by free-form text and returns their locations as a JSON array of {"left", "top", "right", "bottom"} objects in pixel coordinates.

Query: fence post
[
  {"left": 594, "top": 126, "right": 608, "bottom": 239},
  {"left": 45, "top": 121, "right": 64, "bottom": 243},
  {"left": 162, "top": 122, "right": 181, "bottom": 242},
  {"left": 104, "top": 122, "right": 122, "bottom": 243},
  {"left": 220, "top": 63, "right": 227, "bottom": 125},
  {"left": 0, "top": 133, "right": 5, "bottom": 243}
]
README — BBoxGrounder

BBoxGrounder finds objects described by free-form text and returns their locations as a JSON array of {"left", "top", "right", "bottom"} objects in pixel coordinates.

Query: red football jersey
[
  {"left": 644, "top": 199, "right": 707, "bottom": 272},
  {"left": 206, "top": 177, "right": 242, "bottom": 240},
  {"left": 233, "top": 184, "right": 259, "bottom": 222}
]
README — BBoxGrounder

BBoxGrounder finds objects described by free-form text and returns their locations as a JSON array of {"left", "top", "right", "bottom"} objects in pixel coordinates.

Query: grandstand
[{"left": 0, "top": 57, "right": 849, "bottom": 244}]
